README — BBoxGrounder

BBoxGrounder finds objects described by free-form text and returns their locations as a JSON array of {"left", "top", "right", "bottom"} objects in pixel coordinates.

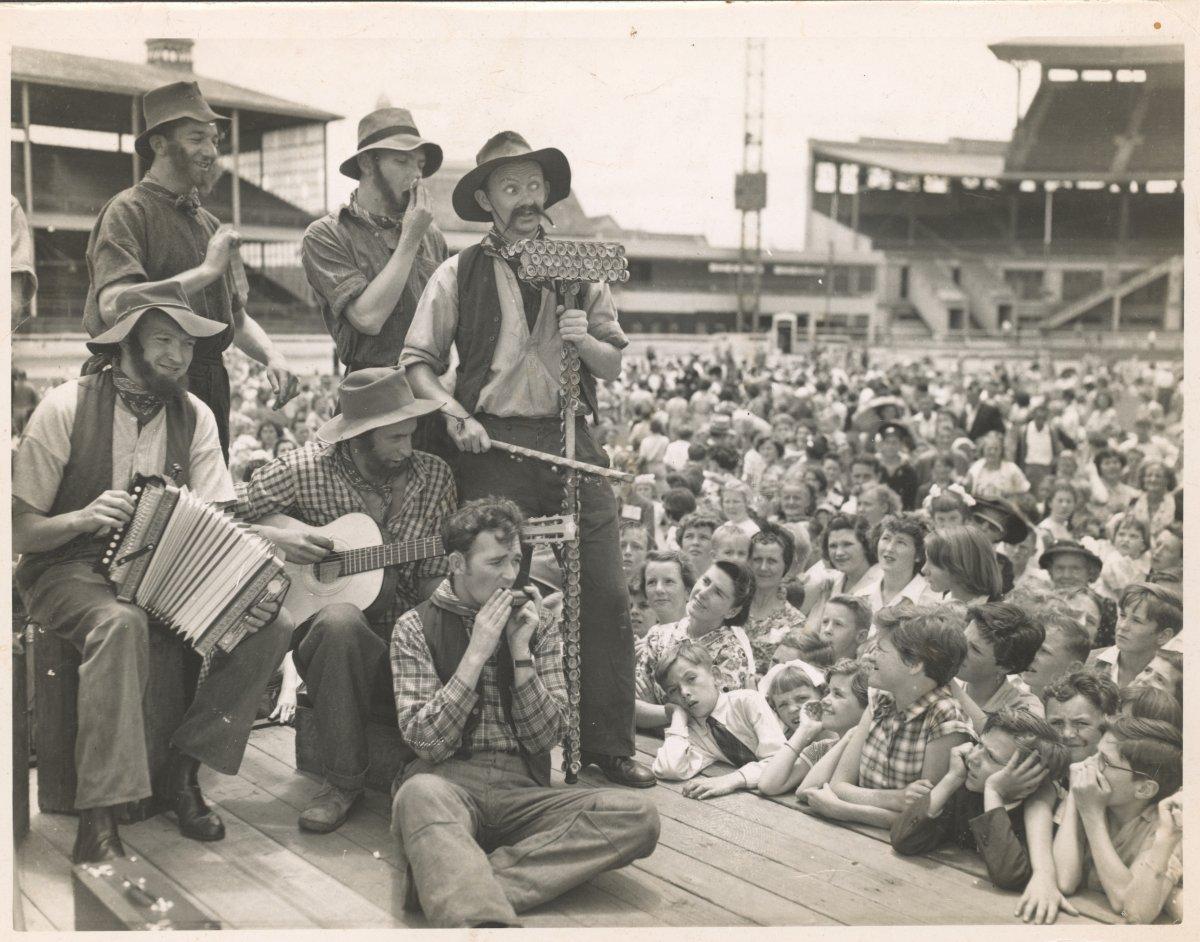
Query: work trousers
[
  {"left": 187, "top": 355, "right": 231, "bottom": 461},
  {"left": 393, "top": 751, "right": 660, "bottom": 927},
  {"left": 291, "top": 604, "right": 391, "bottom": 791},
  {"left": 456, "top": 414, "right": 636, "bottom": 758},
  {"left": 25, "top": 561, "right": 292, "bottom": 810}
]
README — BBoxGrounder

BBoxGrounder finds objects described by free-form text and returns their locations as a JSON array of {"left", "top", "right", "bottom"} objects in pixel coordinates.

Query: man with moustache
[
  {"left": 237, "top": 368, "right": 457, "bottom": 833},
  {"left": 84, "top": 81, "right": 298, "bottom": 460},
  {"left": 402, "top": 132, "right": 653, "bottom": 787},
  {"left": 12, "top": 282, "right": 293, "bottom": 863},
  {"left": 301, "top": 107, "right": 447, "bottom": 375}
]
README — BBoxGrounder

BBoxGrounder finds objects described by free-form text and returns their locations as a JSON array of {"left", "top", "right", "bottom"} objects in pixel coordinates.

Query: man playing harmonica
[
  {"left": 12, "top": 282, "right": 292, "bottom": 864},
  {"left": 402, "top": 132, "right": 652, "bottom": 788},
  {"left": 83, "top": 81, "right": 298, "bottom": 459}
]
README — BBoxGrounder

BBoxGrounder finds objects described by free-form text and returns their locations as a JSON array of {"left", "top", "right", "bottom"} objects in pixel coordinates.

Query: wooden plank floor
[{"left": 16, "top": 724, "right": 1118, "bottom": 929}]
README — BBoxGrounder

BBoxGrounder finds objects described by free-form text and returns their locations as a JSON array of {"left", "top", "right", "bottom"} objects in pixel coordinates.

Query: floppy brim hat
[
  {"left": 339, "top": 107, "right": 443, "bottom": 180},
  {"left": 970, "top": 497, "right": 1030, "bottom": 546},
  {"left": 87, "top": 281, "right": 227, "bottom": 353},
  {"left": 135, "top": 81, "right": 228, "bottom": 161},
  {"left": 317, "top": 367, "right": 442, "bottom": 443},
  {"left": 1038, "top": 541, "right": 1102, "bottom": 573},
  {"left": 452, "top": 132, "right": 571, "bottom": 223}
]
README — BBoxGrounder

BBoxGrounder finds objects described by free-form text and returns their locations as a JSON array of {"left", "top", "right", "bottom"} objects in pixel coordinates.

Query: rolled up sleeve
[
  {"left": 90, "top": 201, "right": 149, "bottom": 296},
  {"left": 400, "top": 256, "right": 460, "bottom": 375},
  {"left": 301, "top": 219, "right": 370, "bottom": 323},
  {"left": 584, "top": 281, "right": 628, "bottom": 350}
]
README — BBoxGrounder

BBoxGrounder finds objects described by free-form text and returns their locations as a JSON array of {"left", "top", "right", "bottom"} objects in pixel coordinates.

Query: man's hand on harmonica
[{"left": 76, "top": 489, "right": 136, "bottom": 535}]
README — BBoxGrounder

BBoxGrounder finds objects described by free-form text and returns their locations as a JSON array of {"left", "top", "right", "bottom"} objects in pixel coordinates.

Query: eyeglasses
[{"left": 1095, "top": 752, "right": 1141, "bottom": 777}]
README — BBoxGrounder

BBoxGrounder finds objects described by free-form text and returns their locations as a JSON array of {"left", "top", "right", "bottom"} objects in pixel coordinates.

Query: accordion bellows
[{"left": 102, "top": 476, "right": 290, "bottom": 657}]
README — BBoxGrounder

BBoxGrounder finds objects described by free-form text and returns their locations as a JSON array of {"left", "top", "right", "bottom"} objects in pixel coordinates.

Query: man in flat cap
[
  {"left": 83, "top": 81, "right": 298, "bottom": 460},
  {"left": 13, "top": 281, "right": 292, "bottom": 864}
]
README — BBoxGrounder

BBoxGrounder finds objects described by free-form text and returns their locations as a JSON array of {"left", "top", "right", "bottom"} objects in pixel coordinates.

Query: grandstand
[
  {"left": 806, "top": 39, "right": 1183, "bottom": 341},
  {"left": 10, "top": 40, "right": 340, "bottom": 329}
]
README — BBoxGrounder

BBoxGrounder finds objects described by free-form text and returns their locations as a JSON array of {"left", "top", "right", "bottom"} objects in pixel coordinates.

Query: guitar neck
[{"left": 334, "top": 537, "right": 444, "bottom": 576}]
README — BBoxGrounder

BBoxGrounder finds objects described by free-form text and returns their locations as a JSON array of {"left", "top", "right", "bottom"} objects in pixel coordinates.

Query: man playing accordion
[{"left": 13, "top": 281, "right": 292, "bottom": 864}]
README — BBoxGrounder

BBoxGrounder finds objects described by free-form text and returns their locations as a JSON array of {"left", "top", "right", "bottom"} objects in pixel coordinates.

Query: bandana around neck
[
  {"left": 431, "top": 578, "right": 481, "bottom": 619},
  {"left": 350, "top": 189, "right": 403, "bottom": 231},
  {"left": 111, "top": 364, "right": 167, "bottom": 427}
]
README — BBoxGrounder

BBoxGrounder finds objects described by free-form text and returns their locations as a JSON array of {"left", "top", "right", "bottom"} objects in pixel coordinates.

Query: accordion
[{"left": 100, "top": 475, "right": 290, "bottom": 657}]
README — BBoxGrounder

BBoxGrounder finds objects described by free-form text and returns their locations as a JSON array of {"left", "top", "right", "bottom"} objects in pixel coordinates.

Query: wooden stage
[{"left": 17, "top": 728, "right": 1122, "bottom": 930}]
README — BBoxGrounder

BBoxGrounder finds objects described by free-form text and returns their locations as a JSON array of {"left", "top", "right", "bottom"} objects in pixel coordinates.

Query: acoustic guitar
[{"left": 259, "top": 512, "right": 577, "bottom": 624}]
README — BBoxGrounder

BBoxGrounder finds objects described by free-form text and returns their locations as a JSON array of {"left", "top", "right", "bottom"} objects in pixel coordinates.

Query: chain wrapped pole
[{"left": 498, "top": 238, "right": 629, "bottom": 784}]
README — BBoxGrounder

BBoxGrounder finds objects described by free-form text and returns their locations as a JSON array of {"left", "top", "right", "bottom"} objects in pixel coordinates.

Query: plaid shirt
[
  {"left": 390, "top": 580, "right": 567, "bottom": 763},
  {"left": 858, "top": 686, "right": 974, "bottom": 790},
  {"left": 235, "top": 442, "right": 455, "bottom": 627}
]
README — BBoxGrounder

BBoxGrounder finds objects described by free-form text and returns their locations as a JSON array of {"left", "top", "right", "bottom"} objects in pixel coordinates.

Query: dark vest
[
  {"left": 454, "top": 243, "right": 599, "bottom": 420},
  {"left": 396, "top": 594, "right": 552, "bottom": 788},
  {"left": 14, "top": 370, "right": 196, "bottom": 600}
]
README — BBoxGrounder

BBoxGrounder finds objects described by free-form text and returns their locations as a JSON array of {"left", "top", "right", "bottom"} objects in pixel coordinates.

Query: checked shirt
[
  {"left": 235, "top": 441, "right": 456, "bottom": 629},
  {"left": 390, "top": 581, "right": 568, "bottom": 763},
  {"left": 858, "top": 686, "right": 974, "bottom": 790}
]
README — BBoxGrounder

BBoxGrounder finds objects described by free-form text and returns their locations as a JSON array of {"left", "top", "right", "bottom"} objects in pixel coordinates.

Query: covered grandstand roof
[
  {"left": 12, "top": 46, "right": 341, "bottom": 133},
  {"left": 810, "top": 138, "right": 1009, "bottom": 180},
  {"left": 989, "top": 38, "right": 1184, "bottom": 68}
]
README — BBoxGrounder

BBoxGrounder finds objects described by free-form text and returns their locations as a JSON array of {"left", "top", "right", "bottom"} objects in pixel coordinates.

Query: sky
[{"left": 6, "top": 1, "right": 1189, "bottom": 251}]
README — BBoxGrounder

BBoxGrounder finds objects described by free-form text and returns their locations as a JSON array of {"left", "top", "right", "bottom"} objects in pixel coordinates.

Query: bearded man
[
  {"left": 12, "top": 282, "right": 293, "bottom": 863},
  {"left": 83, "top": 81, "right": 298, "bottom": 459},
  {"left": 237, "top": 368, "right": 457, "bottom": 833}
]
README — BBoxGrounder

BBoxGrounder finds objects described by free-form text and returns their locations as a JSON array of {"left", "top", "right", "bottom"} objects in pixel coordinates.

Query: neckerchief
[
  {"left": 349, "top": 188, "right": 404, "bottom": 231},
  {"left": 430, "top": 578, "right": 480, "bottom": 620},
  {"left": 175, "top": 188, "right": 202, "bottom": 216},
  {"left": 335, "top": 440, "right": 394, "bottom": 505},
  {"left": 111, "top": 363, "right": 167, "bottom": 428},
  {"left": 481, "top": 227, "right": 545, "bottom": 332}
]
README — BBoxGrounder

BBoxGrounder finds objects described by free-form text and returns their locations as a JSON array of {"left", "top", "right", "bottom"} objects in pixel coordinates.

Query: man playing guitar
[{"left": 238, "top": 367, "right": 457, "bottom": 834}]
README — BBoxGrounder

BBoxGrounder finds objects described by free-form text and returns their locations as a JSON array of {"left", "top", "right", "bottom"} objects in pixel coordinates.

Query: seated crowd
[{"left": 607, "top": 344, "right": 1184, "bottom": 925}]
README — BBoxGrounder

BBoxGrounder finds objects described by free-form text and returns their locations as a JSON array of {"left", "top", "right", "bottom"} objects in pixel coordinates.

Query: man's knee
[
  {"left": 82, "top": 601, "right": 150, "bottom": 654},
  {"left": 592, "top": 790, "right": 660, "bottom": 858},
  {"left": 310, "top": 604, "right": 373, "bottom": 647},
  {"left": 392, "top": 773, "right": 466, "bottom": 838}
]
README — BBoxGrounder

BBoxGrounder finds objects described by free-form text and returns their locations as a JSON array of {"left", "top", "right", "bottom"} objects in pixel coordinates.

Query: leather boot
[
  {"left": 164, "top": 748, "right": 225, "bottom": 842},
  {"left": 72, "top": 807, "right": 125, "bottom": 864},
  {"left": 580, "top": 752, "right": 656, "bottom": 788}
]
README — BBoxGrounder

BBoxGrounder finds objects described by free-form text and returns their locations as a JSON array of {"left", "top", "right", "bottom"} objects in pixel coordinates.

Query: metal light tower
[{"left": 735, "top": 38, "right": 767, "bottom": 333}]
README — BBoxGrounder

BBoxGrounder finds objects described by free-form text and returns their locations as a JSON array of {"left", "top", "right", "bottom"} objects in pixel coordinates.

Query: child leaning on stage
[
  {"left": 802, "top": 605, "right": 974, "bottom": 829},
  {"left": 891, "top": 709, "right": 1070, "bottom": 891},
  {"left": 759, "top": 658, "right": 871, "bottom": 796},
  {"left": 652, "top": 640, "right": 786, "bottom": 800},
  {"left": 1052, "top": 716, "right": 1183, "bottom": 924}
]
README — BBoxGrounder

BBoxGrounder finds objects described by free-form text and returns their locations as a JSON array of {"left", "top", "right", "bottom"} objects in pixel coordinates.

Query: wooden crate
[
  {"left": 32, "top": 622, "right": 193, "bottom": 819},
  {"left": 73, "top": 854, "right": 221, "bottom": 930}
]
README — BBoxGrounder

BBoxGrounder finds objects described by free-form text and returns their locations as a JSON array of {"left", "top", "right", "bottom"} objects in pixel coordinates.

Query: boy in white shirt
[{"left": 652, "top": 641, "right": 786, "bottom": 800}]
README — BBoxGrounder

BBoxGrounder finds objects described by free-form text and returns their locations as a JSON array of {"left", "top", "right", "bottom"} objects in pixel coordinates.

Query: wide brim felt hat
[
  {"left": 452, "top": 131, "right": 571, "bottom": 223},
  {"left": 317, "top": 368, "right": 442, "bottom": 443},
  {"left": 1038, "top": 541, "right": 1102, "bottom": 572},
  {"left": 87, "top": 281, "right": 227, "bottom": 352},
  {"left": 970, "top": 497, "right": 1030, "bottom": 545},
  {"left": 134, "top": 81, "right": 228, "bottom": 161},
  {"left": 875, "top": 421, "right": 915, "bottom": 448},
  {"left": 339, "top": 107, "right": 443, "bottom": 180}
]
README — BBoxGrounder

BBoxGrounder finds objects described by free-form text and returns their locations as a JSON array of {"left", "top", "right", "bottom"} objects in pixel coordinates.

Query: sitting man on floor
[
  {"left": 390, "top": 498, "right": 660, "bottom": 928},
  {"left": 12, "top": 282, "right": 292, "bottom": 863}
]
